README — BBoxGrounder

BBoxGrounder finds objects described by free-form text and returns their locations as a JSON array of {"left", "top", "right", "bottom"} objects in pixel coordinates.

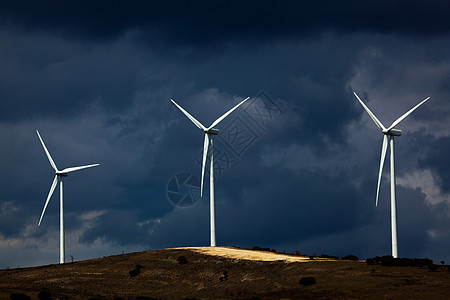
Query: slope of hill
[{"left": 1, "top": 247, "right": 449, "bottom": 299}]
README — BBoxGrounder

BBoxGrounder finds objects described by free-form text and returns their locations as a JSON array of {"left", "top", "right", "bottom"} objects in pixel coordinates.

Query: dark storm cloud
[
  {"left": 0, "top": 30, "right": 146, "bottom": 120},
  {"left": 419, "top": 135, "right": 450, "bottom": 193},
  {"left": 1, "top": 0, "right": 450, "bottom": 45}
]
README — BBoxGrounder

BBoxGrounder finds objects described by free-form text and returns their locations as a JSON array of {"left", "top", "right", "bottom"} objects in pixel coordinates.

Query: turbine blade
[
  {"left": 36, "top": 130, "right": 58, "bottom": 172},
  {"left": 353, "top": 92, "right": 386, "bottom": 131},
  {"left": 38, "top": 175, "right": 58, "bottom": 226},
  {"left": 376, "top": 135, "right": 389, "bottom": 207},
  {"left": 200, "top": 133, "right": 209, "bottom": 197},
  {"left": 208, "top": 97, "right": 250, "bottom": 130},
  {"left": 386, "top": 97, "right": 430, "bottom": 131},
  {"left": 60, "top": 163, "right": 100, "bottom": 173},
  {"left": 170, "top": 99, "right": 206, "bottom": 131}
]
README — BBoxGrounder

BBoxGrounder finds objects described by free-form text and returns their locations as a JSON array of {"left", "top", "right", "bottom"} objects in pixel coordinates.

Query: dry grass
[{"left": 177, "top": 246, "right": 326, "bottom": 262}]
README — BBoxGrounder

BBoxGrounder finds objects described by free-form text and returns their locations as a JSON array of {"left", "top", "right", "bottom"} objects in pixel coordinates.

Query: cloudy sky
[{"left": 1, "top": 1, "right": 450, "bottom": 268}]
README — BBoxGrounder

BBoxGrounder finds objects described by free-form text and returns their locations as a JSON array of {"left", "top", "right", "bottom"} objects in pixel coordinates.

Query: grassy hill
[{"left": 1, "top": 247, "right": 449, "bottom": 299}]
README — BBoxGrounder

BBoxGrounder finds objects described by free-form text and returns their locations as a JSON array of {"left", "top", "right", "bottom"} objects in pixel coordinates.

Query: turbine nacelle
[
  {"left": 56, "top": 172, "right": 69, "bottom": 177},
  {"left": 383, "top": 129, "right": 402, "bottom": 136},
  {"left": 205, "top": 128, "right": 219, "bottom": 135}
]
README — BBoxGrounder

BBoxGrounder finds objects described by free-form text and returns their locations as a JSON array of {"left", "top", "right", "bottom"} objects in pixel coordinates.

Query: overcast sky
[{"left": 1, "top": 1, "right": 450, "bottom": 268}]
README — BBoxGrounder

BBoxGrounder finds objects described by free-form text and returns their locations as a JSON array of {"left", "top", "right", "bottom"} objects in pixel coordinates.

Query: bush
[
  {"left": 414, "top": 258, "right": 433, "bottom": 268},
  {"left": 177, "top": 256, "right": 188, "bottom": 265},
  {"left": 428, "top": 264, "right": 438, "bottom": 272},
  {"left": 299, "top": 276, "right": 316, "bottom": 286},
  {"left": 341, "top": 255, "right": 359, "bottom": 261},
  {"left": 319, "top": 254, "right": 339, "bottom": 259},
  {"left": 366, "top": 257, "right": 381, "bottom": 265},
  {"left": 252, "top": 246, "right": 272, "bottom": 252},
  {"left": 129, "top": 265, "right": 142, "bottom": 277},
  {"left": 366, "top": 256, "right": 434, "bottom": 267},
  {"left": 38, "top": 288, "right": 52, "bottom": 300},
  {"left": 381, "top": 256, "right": 395, "bottom": 266},
  {"left": 219, "top": 271, "right": 229, "bottom": 281},
  {"left": 10, "top": 294, "right": 31, "bottom": 300}
]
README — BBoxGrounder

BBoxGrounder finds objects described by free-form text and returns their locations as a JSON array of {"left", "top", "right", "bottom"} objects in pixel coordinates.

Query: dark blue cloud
[
  {"left": 1, "top": 0, "right": 450, "bottom": 45},
  {"left": 419, "top": 135, "right": 450, "bottom": 193}
]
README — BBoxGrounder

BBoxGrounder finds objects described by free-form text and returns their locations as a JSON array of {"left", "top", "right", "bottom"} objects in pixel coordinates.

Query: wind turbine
[
  {"left": 36, "top": 130, "right": 99, "bottom": 264},
  {"left": 353, "top": 92, "right": 430, "bottom": 258},
  {"left": 170, "top": 96, "right": 250, "bottom": 247}
]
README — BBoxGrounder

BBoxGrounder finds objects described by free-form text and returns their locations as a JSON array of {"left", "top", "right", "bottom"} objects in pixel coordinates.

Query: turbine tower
[
  {"left": 353, "top": 92, "right": 430, "bottom": 258},
  {"left": 171, "top": 96, "right": 250, "bottom": 246},
  {"left": 36, "top": 130, "right": 99, "bottom": 264}
]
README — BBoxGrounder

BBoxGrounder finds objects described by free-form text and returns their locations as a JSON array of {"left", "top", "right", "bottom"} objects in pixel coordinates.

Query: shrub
[
  {"left": 342, "top": 255, "right": 358, "bottom": 261},
  {"left": 299, "top": 276, "right": 316, "bottom": 286},
  {"left": 366, "top": 256, "right": 434, "bottom": 267},
  {"left": 10, "top": 294, "right": 31, "bottom": 300},
  {"left": 219, "top": 271, "right": 229, "bottom": 281},
  {"left": 177, "top": 256, "right": 188, "bottom": 264},
  {"left": 380, "top": 256, "right": 395, "bottom": 266},
  {"left": 366, "top": 257, "right": 378, "bottom": 265},
  {"left": 414, "top": 258, "right": 433, "bottom": 268},
  {"left": 252, "top": 246, "right": 272, "bottom": 252},
  {"left": 129, "top": 265, "right": 142, "bottom": 277},
  {"left": 428, "top": 264, "right": 438, "bottom": 272},
  {"left": 320, "top": 254, "right": 339, "bottom": 259},
  {"left": 38, "top": 288, "right": 52, "bottom": 300}
]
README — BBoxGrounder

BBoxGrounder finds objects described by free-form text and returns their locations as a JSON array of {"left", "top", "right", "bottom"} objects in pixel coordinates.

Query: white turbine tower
[
  {"left": 353, "top": 92, "right": 430, "bottom": 258},
  {"left": 171, "top": 96, "right": 250, "bottom": 247},
  {"left": 36, "top": 130, "right": 99, "bottom": 264}
]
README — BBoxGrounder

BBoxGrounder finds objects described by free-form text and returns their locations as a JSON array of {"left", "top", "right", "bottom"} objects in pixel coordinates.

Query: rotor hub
[
  {"left": 206, "top": 128, "right": 219, "bottom": 135},
  {"left": 384, "top": 129, "right": 402, "bottom": 136}
]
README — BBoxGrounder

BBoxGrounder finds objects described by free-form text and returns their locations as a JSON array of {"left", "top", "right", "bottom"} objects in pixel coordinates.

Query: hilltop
[{"left": 1, "top": 247, "right": 449, "bottom": 299}]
